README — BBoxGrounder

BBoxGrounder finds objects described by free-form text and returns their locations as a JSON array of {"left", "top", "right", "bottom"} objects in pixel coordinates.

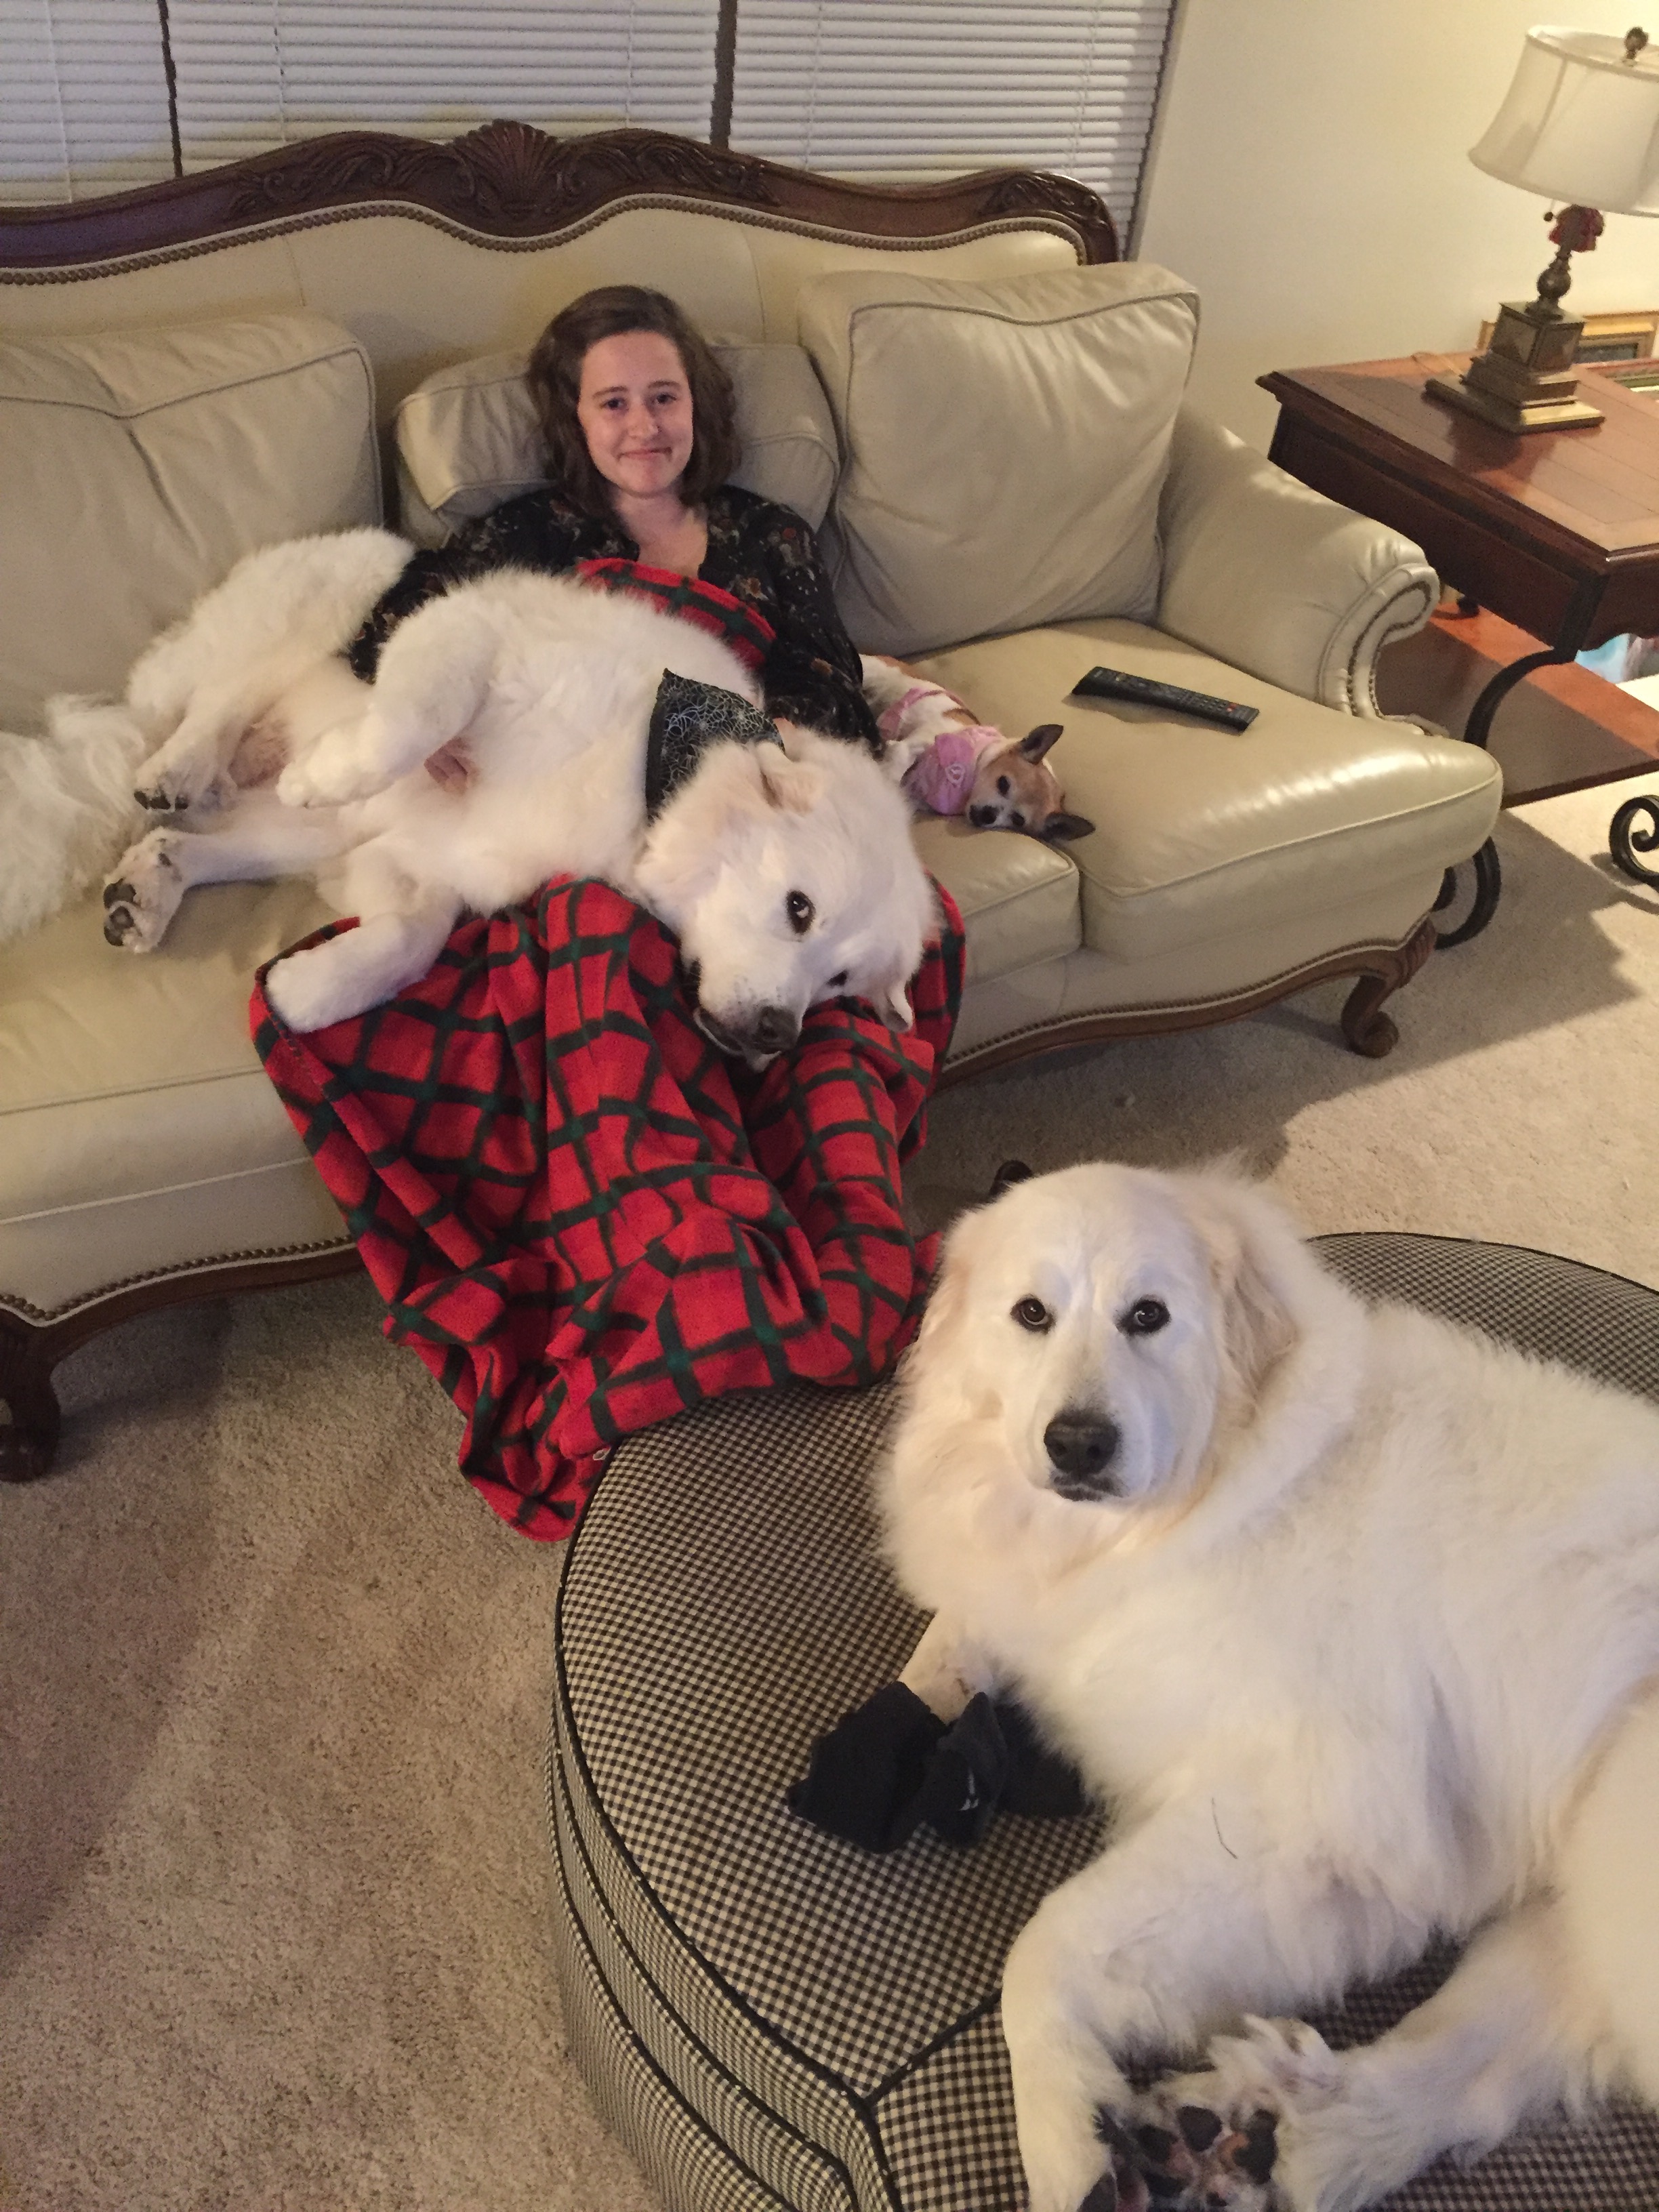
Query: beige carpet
[{"left": 3, "top": 774, "right": 1657, "bottom": 2212}]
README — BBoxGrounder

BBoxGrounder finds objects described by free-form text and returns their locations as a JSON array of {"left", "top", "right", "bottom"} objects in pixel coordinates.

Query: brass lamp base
[
  {"left": 1427, "top": 371, "right": 1604, "bottom": 432},
  {"left": 1428, "top": 295, "right": 1603, "bottom": 433}
]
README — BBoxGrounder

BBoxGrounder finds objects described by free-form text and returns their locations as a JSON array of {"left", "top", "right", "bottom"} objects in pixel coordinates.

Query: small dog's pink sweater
[
  {"left": 877, "top": 683, "right": 1006, "bottom": 816},
  {"left": 900, "top": 725, "right": 1007, "bottom": 815}
]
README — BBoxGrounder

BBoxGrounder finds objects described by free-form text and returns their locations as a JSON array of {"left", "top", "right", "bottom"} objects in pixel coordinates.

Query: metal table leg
[
  {"left": 1436, "top": 630, "right": 1586, "bottom": 945},
  {"left": 1610, "top": 792, "right": 1659, "bottom": 884}
]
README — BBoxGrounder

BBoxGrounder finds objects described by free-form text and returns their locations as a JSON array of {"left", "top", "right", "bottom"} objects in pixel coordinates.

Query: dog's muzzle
[
  {"left": 689, "top": 989, "right": 800, "bottom": 1064},
  {"left": 1044, "top": 1408, "right": 1122, "bottom": 1500}
]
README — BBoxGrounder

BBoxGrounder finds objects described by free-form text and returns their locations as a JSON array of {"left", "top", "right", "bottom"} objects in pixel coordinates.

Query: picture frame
[{"left": 1477, "top": 306, "right": 1659, "bottom": 363}]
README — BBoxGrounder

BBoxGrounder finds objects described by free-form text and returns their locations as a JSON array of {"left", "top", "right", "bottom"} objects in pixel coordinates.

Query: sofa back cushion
[
  {"left": 796, "top": 263, "right": 1200, "bottom": 656},
  {"left": 394, "top": 340, "right": 840, "bottom": 546},
  {"left": 0, "top": 311, "right": 379, "bottom": 729}
]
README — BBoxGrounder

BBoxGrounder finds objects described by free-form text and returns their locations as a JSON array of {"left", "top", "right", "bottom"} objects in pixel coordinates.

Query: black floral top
[{"left": 347, "top": 483, "right": 879, "bottom": 751}]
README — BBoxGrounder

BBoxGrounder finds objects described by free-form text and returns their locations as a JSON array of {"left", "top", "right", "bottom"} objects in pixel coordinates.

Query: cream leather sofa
[{"left": 0, "top": 124, "right": 1500, "bottom": 1478}]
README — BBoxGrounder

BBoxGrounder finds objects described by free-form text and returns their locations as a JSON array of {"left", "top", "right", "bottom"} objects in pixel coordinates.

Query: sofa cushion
[
  {"left": 393, "top": 340, "right": 840, "bottom": 546},
  {"left": 0, "top": 880, "right": 347, "bottom": 1317},
  {"left": 796, "top": 262, "right": 1200, "bottom": 657},
  {"left": 0, "top": 312, "right": 380, "bottom": 729},
  {"left": 912, "top": 815, "right": 1080, "bottom": 984},
  {"left": 913, "top": 620, "right": 1502, "bottom": 964}
]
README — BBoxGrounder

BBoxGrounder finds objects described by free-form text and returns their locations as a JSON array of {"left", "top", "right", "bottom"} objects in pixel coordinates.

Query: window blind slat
[
  {"left": 0, "top": 0, "right": 173, "bottom": 202},
  {"left": 729, "top": 0, "right": 1174, "bottom": 237},
  {"left": 169, "top": 0, "right": 719, "bottom": 170}
]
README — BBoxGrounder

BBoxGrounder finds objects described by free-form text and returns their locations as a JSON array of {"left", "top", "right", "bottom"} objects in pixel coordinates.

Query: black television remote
[{"left": 1070, "top": 665, "right": 1258, "bottom": 731}]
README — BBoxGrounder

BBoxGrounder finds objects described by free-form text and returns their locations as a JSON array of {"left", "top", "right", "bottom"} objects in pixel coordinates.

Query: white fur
[
  {"left": 94, "top": 533, "right": 935, "bottom": 1050},
  {"left": 881, "top": 1162, "right": 1659, "bottom": 2212},
  {"left": 0, "top": 697, "right": 149, "bottom": 943}
]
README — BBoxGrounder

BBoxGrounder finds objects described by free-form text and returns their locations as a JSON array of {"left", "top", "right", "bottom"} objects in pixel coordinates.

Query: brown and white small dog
[{"left": 861, "top": 654, "right": 1094, "bottom": 845}]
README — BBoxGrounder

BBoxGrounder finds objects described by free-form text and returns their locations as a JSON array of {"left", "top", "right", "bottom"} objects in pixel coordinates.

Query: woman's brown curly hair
[{"left": 526, "top": 286, "right": 739, "bottom": 516}]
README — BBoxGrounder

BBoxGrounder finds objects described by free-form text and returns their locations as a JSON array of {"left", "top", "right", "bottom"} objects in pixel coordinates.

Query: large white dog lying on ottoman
[{"left": 882, "top": 1163, "right": 1659, "bottom": 2212}]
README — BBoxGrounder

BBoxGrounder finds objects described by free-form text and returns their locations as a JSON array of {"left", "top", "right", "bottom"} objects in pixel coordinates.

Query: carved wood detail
[
  {"left": 0, "top": 121, "right": 1117, "bottom": 274},
  {"left": 939, "top": 919, "right": 1441, "bottom": 1090},
  {"left": 0, "top": 1246, "right": 362, "bottom": 1482},
  {"left": 1339, "top": 916, "right": 1437, "bottom": 1058},
  {"left": 224, "top": 121, "right": 779, "bottom": 229},
  {"left": 0, "top": 1317, "right": 61, "bottom": 1482}
]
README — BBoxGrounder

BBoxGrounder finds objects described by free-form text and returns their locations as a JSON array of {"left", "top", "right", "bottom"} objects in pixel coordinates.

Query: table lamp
[{"left": 1429, "top": 23, "right": 1659, "bottom": 432}]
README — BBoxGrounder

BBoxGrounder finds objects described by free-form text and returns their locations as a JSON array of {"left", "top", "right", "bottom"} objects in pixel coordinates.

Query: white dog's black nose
[
  {"left": 1044, "top": 1410, "right": 1121, "bottom": 1498},
  {"left": 693, "top": 998, "right": 800, "bottom": 1060},
  {"left": 749, "top": 1004, "right": 799, "bottom": 1055}
]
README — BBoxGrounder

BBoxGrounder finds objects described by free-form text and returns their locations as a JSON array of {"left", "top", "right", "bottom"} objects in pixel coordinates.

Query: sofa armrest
[{"left": 1155, "top": 404, "right": 1439, "bottom": 716}]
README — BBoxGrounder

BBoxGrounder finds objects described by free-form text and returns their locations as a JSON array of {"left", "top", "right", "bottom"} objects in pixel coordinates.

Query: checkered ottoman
[{"left": 546, "top": 1234, "right": 1659, "bottom": 2211}]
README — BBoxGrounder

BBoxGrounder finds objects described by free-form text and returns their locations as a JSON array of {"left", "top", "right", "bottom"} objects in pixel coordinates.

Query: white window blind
[
  {"left": 2, "top": 1, "right": 1176, "bottom": 222},
  {"left": 167, "top": 0, "right": 721, "bottom": 171},
  {"left": 1, "top": 0, "right": 173, "bottom": 203},
  {"left": 729, "top": 0, "right": 1174, "bottom": 239}
]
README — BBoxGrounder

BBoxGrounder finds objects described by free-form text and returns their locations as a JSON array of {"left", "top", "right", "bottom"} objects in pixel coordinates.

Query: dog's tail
[{"left": 0, "top": 695, "right": 148, "bottom": 945}]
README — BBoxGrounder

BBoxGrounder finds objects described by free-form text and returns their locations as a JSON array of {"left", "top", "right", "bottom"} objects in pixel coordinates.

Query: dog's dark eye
[
  {"left": 996, "top": 775, "right": 1010, "bottom": 796},
  {"left": 1122, "top": 1296, "right": 1170, "bottom": 1336},
  {"left": 1012, "top": 1296, "right": 1052, "bottom": 1334},
  {"left": 827, "top": 969, "right": 849, "bottom": 989},
  {"left": 785, "top": 889, "right": 815, "bottom": 935}
]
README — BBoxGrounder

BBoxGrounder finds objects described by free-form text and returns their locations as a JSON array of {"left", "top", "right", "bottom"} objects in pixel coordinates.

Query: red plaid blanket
[{"left": 252, "top": 880, "right": 963, "bottom": 1539}]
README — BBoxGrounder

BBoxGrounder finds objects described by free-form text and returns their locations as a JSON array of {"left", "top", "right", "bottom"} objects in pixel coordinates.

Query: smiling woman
[{"left": 343, "top": 283, "right": 882, "bottom": 750}]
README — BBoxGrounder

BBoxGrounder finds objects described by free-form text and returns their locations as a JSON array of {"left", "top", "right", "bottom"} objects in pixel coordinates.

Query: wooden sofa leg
[
  {"left": 1340, "top": 917, "right": 1437, "bottom": 1058},
  {"left": 0, "top": 1315, "right": 60, "bottom": 1481}
]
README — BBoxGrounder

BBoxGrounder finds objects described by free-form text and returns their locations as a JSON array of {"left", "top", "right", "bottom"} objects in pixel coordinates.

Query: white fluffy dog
[
  {"left": 91, "top": 529, "right": 934, "bottom": 1048},
  {"left": 882, "top": 1162, "right": 1659, "bottom": 2212}
]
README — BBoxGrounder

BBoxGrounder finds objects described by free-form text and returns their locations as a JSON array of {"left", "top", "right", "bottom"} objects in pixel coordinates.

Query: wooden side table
[{"left": 1260, "top": 352, "right": 1659, "bottom": 930}]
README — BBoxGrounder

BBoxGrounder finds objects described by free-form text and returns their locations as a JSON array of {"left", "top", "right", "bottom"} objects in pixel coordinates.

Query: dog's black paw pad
[
  {"left": 103, "top": 907, "right": 134, "bottom": 944},
  {"left": 1078, "top": 2175, "right": 1120, "bottom": 2212},
  {"left": 102, "top": 880, "right": 136, "bottom": 909},
  {"left": 1176, "top": 2106, "right": 1223, "bottom": 2154},
  {"left": 1128, "top": 2095, "right": 1277, "bottom": 2209},
  {"left": 989, "top": 1158, "right": 1035, "bottom": 1197},
  {"left": 1233, "top": 2112, "right": 1277, "bottom": 2186}
]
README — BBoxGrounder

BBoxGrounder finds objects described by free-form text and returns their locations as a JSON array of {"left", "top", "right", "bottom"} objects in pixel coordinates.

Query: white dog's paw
[
  {"left": 263, "top": 942, "right": 359, "bottom": 1032},
  {"left": 1124, "top": 2087, "right": 1282, "bottom": 2209},
  {"left": 102, "top": 829, "right": 188, "bottom": 951},
  {"left": 1129, "top": 2019, "right": 1342, "bottom": 2211},
  {"left": 133, "top": 743, "right": 232, "bottom": 817},
  {"left": 275, "top": 721, "right": 386, "bottom": 808}
]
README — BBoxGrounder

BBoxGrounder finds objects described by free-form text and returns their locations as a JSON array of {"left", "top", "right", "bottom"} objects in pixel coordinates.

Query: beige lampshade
[{"left": 1470, "top": 25, "right": 1659, "bottom": 213}]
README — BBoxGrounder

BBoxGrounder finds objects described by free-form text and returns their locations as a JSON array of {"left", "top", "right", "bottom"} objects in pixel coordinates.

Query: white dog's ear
[
  {"left": 1189, "top": 1178, "right": 1304, "bottom": 1412},
  {"left": 911, "top": 1236, "right": 972, "bottom": 1382},
  {"left": 756, "top": 744, "right": 825, "bottom": 815}
]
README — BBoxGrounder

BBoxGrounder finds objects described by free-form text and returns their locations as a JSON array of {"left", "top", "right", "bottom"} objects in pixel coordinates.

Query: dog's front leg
[
  {"left": 277, "top": 599, "right": 497, "bottom": 808},
  {"left": 102, "top": 796, "right": 350, "bottom": 952},
  {"left": 1002, "top": 1799, "right": 1321, "bottom": 2212},
  {"left": 262, "top": 840, "right": 462, "bottom": 1032},
  {"left": 131, "top": 680, "right": 251, "bottom": 816}
]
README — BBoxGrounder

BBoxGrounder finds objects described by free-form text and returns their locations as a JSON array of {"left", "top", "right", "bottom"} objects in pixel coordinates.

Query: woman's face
[{"left": 575, "top": 329, "right": 695, "bottom": 502}]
